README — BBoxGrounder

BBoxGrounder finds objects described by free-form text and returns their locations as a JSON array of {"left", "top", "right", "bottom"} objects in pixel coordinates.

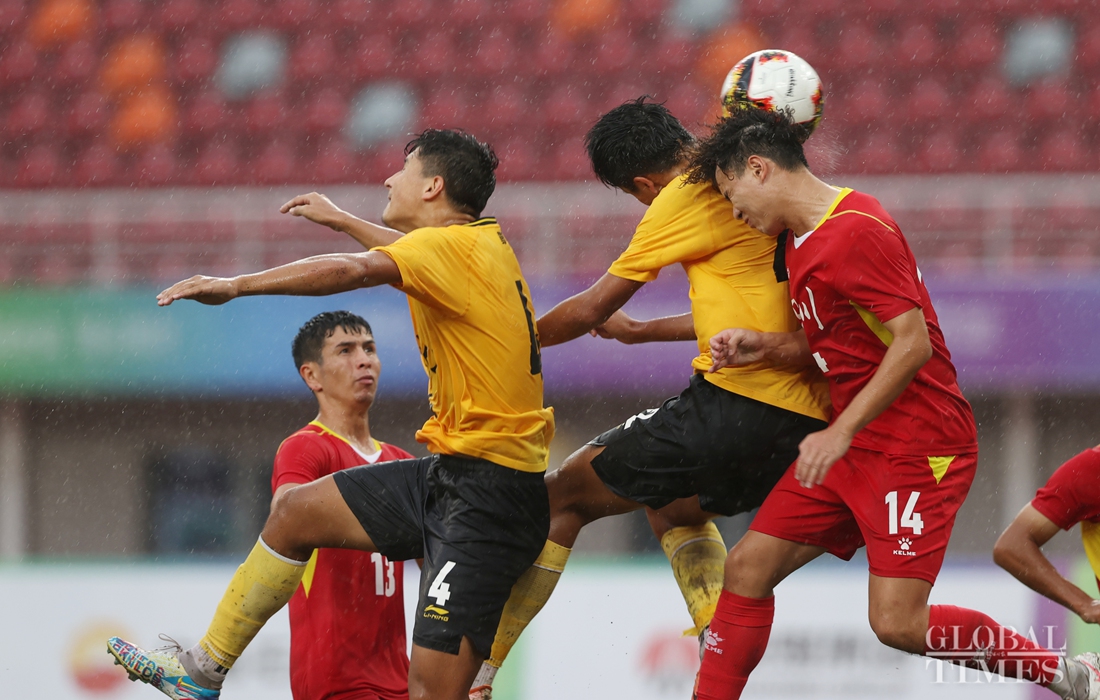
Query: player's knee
[
  {"left": 264, "top": 487, "right": 315, "bottom": 550},
  {"left": 546, "top": 451, "right": 598, "bottom": 519},
  {"left": 723, "top": 541, "right": 770, "bottom": 593},
  {"left": 868, "top": 608, "right": 924, "bottom": 653}
]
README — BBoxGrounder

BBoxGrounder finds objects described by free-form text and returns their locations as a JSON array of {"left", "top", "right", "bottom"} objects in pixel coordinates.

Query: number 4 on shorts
[
  {"left": 885, "top": 491, "right": 924, "bottom": 535},
  {"left": 429, "top": 561, "right": 457, "bottom": 606}
]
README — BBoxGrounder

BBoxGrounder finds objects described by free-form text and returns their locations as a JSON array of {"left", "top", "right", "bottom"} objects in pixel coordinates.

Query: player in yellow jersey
[
  {"left": 106, "top": 130, "right": 554, "bottom": 700},
  {"left": 468, "top": 98, "right": 830, "bottom": 698}
]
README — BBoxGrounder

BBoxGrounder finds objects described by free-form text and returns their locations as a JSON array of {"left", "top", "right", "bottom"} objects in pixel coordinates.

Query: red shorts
[{"left": 749, "top": 446, "right": 977, "bottom": 584}]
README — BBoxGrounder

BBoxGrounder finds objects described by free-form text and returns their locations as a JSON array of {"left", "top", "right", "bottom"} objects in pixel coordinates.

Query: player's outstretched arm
[
  {"left": 708, "top": 328, "right": 812, "bottom": 372},
  {"left": 795, "top": 306, "right": 931, "bottom": 487},
  {"left": 591, "top": 311, "right": 695, "bottom": 344},
  {"left": 156, "top": 251, "right": 401, "bottom": 306},
  {"left": 535, "top": 273, "right": 644, "bottom": 348},
  {"left": 994, "top": 505, "right": 1100, "bottom": 624},
  {"left": 280, "top": 192, "right": 403, "bottom": 249}
]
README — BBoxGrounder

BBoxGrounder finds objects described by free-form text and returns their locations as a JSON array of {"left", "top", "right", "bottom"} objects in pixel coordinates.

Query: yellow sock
[
  {"left": 487, "top": 540, "right": 571, "bottom": 669},
  {"left": 660, "top": 523, "right": 727, "bottom": 634},
  {"left": 199, "top": 537, "right": 307, "bottom": 669}
]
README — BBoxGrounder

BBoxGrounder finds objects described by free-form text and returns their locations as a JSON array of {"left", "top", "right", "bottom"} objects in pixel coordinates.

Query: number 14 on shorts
[{"left": 886, "top": 491, "right": 923, "bottom": 535}]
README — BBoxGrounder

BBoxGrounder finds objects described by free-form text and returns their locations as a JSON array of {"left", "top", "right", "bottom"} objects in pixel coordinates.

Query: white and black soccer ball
[{"left": 720, "top": 49, "right": 825, "bottom": 136}]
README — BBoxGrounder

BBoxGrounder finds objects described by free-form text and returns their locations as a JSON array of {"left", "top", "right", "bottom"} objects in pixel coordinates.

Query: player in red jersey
[
  {"left": 995, "top": 446, "right": 1100, "bottom": 624},
  {"left": 274, "top": 310, "right": 412, "bottom": 700},
  {"left": 687, "top": 107, "right": 1100, "bottom": 700}
]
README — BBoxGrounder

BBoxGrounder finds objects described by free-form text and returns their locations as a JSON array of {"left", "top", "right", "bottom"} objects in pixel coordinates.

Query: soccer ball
[{"left": 721, "top": 50, "right": 825, "bottom": 136}]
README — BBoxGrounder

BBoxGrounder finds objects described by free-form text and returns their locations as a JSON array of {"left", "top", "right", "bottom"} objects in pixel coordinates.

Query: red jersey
[
  {"left": 784, "top": 188, "right": 977, "bottom": 455},
  {"left": 272, "top": 421, "right": 414, "bottom": 700},
  {"left": 1031, "top": 447, "right": 1100, "bottom": 529}
]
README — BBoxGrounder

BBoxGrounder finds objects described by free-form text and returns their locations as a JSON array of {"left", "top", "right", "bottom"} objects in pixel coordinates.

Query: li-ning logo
[
  {"left": 423, "top": 605, "right": 450, "bottom": 622},
  {"left": 894, "top": 538, "right": 916, "bottom": 557},
  {"left": 704, "top": 629, "right": 724, "bottom": 655}
]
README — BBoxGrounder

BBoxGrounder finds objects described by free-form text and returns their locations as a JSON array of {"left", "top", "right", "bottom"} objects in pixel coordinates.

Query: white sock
[
  {"left": 472, "top": 661, "right": 499, "bottom": 689},
  {"left": 1045, "top": 657, "right": 1080, "bottom": 700},
  {"left": 179, "top": 645, "right": 227, "bottom": 690}
]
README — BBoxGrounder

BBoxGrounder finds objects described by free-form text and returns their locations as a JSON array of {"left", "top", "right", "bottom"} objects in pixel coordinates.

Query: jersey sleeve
[
  {"left": 271, "top": 433, "right": 330, "bottom": 493},
  {"left": 1032, "top": 448, "right": 1100, "bottom": 530},
  {"left": 832, "top": 222, "right": 922, "bottom": 324},
  {"left": 607, "top": 182, "right": 723, "bottom": 282},
  {"left": 378, "top": 442, "right": 416, "bottom": 462},
  {"left": 373, "top": 227, "right": 472, "bottom": 315}
]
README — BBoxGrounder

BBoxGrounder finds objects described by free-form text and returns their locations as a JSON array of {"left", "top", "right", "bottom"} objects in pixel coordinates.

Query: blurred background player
[
  {"left": 696, "top": 106, "right": 1100, "bottom": 700},
  {"left": 107, "top": 129, "right": 554, "bottom": 700},
  {"left": 995, "top": 445, "right": 1100, "bottom": 625},
  {"left": 467, "top": 97, "right": 830, "bottom": 699},
  {"left": 276, "top": 311, "right": 412, "bottom": 700}
]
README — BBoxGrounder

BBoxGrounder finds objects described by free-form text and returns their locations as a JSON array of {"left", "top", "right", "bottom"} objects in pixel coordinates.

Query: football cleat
[
  {"left": 1064, "top": 653, "right": 1100, "bottom": 700},
  {"left": 107, "top": 636, "right": 220, "bottom": 699},
  {"left": 469, "top": 684, "right": 493, "bottom": 700}
]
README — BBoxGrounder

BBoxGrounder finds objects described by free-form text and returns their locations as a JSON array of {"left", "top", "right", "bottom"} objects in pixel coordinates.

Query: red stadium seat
[
  {"left": 15, "top": 142, "right": 63, "bottom": 188},
  {"left": 1077, "top": 23, "right": 1100, "bottom": 73},
  {"left": 251, "top": 138, "right": 298, "bottom": 185},
  {"left": 218, "top": 0, "right": 266, "bottom": 33},
  {"left": 404, "top": 29, "right": 458, "bottom": 81},
  {"left": 332, "top": 0, "right": 377, "bottom": 30},
  {"left": 965, "top": 77, "right": 1011, "bottom": 126},
  {"left": 665, "top": 82, "right": 709, "bottom": 128},
  {"left": 833, "top": 23, "right": 881, "bottom": 74},
  {"left": 895, "top": 22, "right": 940, "bottom": 75},
  {"left": 156, "top": 0, "right": 204, "bottom": 33},
  {"left": 916, "top": 130, "right": 961, "bottom": 172},
  {"left": 551, "top": 138, "right": 591, "bottom": 180},
  {"left": 73, "top": 141, "right": 123, "bottom": 187},
  {"left": 494, "top": 135, "right": 538, "bottom": 181},
  {"left": 386, "top": 0, "right": 433, "bottom": 30},
  {"left": 503, "top": 0, "right": 549, "bottom": 25},
  {"left": 481, "top": 83, "right": 526, "bottom": 139},
  {"left": 65, "top": 90, "right": 110, "bottom": 139},
  {"left": 1037, "top": 129, "right": 1089, "bottom": 172},
  {"left": 131, "top": 142, "right": 181, "bottom": 186},
  {"left": 470, "top": 26, "right": 518, "bottom": 80},
  {"left": 171, "top": 34, "right": 219, "bottom": 86},
  {"left": 542, "top": 84, "right": 589, "bottom": 133},
  {"left": 102, "top": 0, "right": 147, "bottom": 35},
  {"left": 864, "top": 0, "right": 901, "bottom": 15},
  {"left": 1026, "top": 82, "right": 1076, "bottom": 123},
  {"left": 244, "top": 92, "right": 289, "bottom": 138},
  {"left": 529, "top": 31, "right": 577, "bottom": 78},
  {"left": 450, "top": 0, "right": 492, "bottom": 28},
  {"left": 974, "top": 129, "right": 1023, "bottom": 172},
  {"left": 592, "top": 28, "right": 636, "bottom": 80},
  {"left": 181, "top": 90, "right": 231, "bottom": 139},
  {"left": 771, "top": 25, "right": 821, "bottom": 66},
  {"left": 53, "top": 38, "right": 98, "bottom": 90},
  {"left": 193, "top": 138, "right": 242, "bottom": 184},
  {"left": 302, "top": 87, "right": 347, "bottom": 135},
  {"left": 419, "top": 89, "right": 471, "bottom": 131},
  {"left": 307, "top": 141, "right": 361, "bottom": 184},
  {"left": 0, "top": 1, "right": 27, "bottom": 36},
  {"left": 0, "top": 40, "right": 39, "bottom": 90},
  {"left": 289, "top": 33, "right": 339, "bottom": 86},
  {"left": 902, "top": 78, "right": 950, "bottom": 125},
  {"left": 951, "top": 22, "right": 1001, "bottom": 72},
  {"left": 5, "top": 90, "right": 53, "bottom": 139},
  {"left": 835, "top": 78, "right": 889, "bottom": 129},
  {"left": 270, "top": 0, "right": 321, "bottom": 32},
  {"left": 348, "top": 32, "right": 396, "bottom": 83},
  {"left": 850, "top": 131, "right": 902, "bottom": 174}
]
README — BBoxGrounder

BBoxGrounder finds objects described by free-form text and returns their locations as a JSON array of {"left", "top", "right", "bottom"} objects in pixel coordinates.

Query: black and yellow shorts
[
  {"left": 590, "top": 374, "right": 827, "bottom": 517},
  {"left": 333, "top": 453, "right": 549, "bottom": 657}
]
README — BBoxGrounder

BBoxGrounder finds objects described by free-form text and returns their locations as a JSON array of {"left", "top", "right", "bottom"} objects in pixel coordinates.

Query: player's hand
[
  {"left": 157, "top": 275, "right": 239, "bottom": 306},
  {"left": 709, "top": 328, "right": 766, "bottom": 372},
  {"left": 590, "top": 310, "right": 639, "bottom": 344},
  {"left": 794, "top": 426, "right": 853, "bottom": 488},
  {"left": 279, "top": 192, "right": 349, "bottom": 231},
  {"left": 1078, "top": 600, "right": 1100, "bottom": 625}
]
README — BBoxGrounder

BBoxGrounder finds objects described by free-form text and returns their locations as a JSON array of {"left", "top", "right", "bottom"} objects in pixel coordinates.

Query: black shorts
[
  {"left": 590, "top": 374, "right": 827, "bottom": 517},
  {"left": 332, "top": 453, "right": 549, "bottom": 657}
]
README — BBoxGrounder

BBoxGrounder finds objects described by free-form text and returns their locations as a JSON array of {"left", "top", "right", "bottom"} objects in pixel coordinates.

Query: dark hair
[
  {"left": 292, "top": 311, "right": 373, "bottom": 369},
  {"left": 686, "top": 106, "right": 809, "bottom": 188},
  {"left": 585, "top": 97, "right": 695, "bottom": 191},
  {"left": 405, "top": 129, "right": 498, "bottom": 217}
]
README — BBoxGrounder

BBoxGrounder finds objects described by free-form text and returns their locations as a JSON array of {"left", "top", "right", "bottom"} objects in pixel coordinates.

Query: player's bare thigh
[
  {"left": 262, "top": 475, "right": 377, "bottom": 560},
  {"left": 724, "top": 530, "right": 827, "bottom": 597},
  {"left": 408, "top": 636, "right": 483, "bottom": 700}
]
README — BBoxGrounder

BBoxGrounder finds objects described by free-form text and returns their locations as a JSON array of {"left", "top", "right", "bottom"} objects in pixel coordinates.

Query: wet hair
[
  {"left": 405, "top": 129, "right": 498, "bottom": 217},
  {"left": 686, "top": 106, "right": 810, "bottom": 188},
  {"left": 585, "top": 96, "right": 695, "bottom": 191},
  {"left": 292, "top": 311, "right": 373, "bottom": 368}
]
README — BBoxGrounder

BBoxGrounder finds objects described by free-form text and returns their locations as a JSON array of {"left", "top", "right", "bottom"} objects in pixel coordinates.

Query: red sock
[
  {"left": 925, "top": 604, "right": 1060, "bottom": 684},
  {"left": 695, "top": 590, "right": 774, "bottom": 700}
]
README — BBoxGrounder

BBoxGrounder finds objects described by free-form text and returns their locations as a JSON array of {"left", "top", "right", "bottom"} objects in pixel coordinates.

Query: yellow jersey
[
  {"left": 375, "top": 218, "right": 555, "bottom": 473},
  {"left": 607, "top": 176, "right": 830, "bottom": 421}
]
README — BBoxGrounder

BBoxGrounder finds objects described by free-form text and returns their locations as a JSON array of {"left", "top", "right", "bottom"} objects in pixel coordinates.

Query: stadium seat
[
  {"left": 551, "top": 137, "right": 592, "bottom": 180},
  {"left": 833, "top": 23, "right": 881, "bottom": 73},
  {"left": 307, "top": 140, "right": 361, "bottom": 184},
  {"left": 100, "top": 34, "right": 168, "bottom": 96},
  {"left": 542, "top": 84, "right": 590, "bottom": 133},
  {"left": 965, "top": 77, "right": 1012, "bottom": 126},
  {"left": 481, "top": 83, "right": 526, "bottom": 139},
  {"left": 347, "top": 32, "right": 396, "bottom": 83},
  {"left": 28, "top": 0, "right": 93, "bottom": 49},
  {"left": 5, "top": 90, "right": 53, "bottom": 140},
  {"left": 974, "top": 129, "right": 1023, "bottom": 172},
  {"left": 192, "top": 138, "right": 242, "bottom": 185},
  {"left": 14, "top": 142, "right": 63, "bottom": 187},
  {"left": 0, "top": 1, "right": 27, "bottom": 37},
  {"left": 332, "top": 0, "right": 377, "bottom": 30},
  {"left": 111, "top": 87, "right": 177, "bottom": 149},
  {"left": 1026, "top": 82, "right": 1076, "bottom": 123},
  {"left": 73, "top": 141, "right": 123, "bottom": 186},
  {"left": 269, "top": 0, "right": 321, "bottom": 31},
  {"left": 131, "top": 142, "right": 180, "bottom": 186},
  {"left": 895, "top": 22, "right": 940, "bottom": 75},
  {"left": 181, "top": 89, "right": 231, "bottom": 139},
  {"left": 836, "top": 78, "right": 889, "bottom": 128},
  {"left": 386, "top": 0, "right": 433, "bottom": 30},
  {"left": 1077, "top": 22, "right": 1100, "bottom": 73},
  {"left": 902, "top": 77, "right": 950, "bottom": 125},
  {"left": 592, "top": 28, "right": 636, "bottom": 80},
  {"left": 102, "top": 0, "right": 147, "bottom": 35},
  {"left": 916, "top": 130, "right": 962, "bottom": 172},
  {"left": 244, "top": 92, "right": 289, "bottom": 138},
  {"left": 289, "top": 33, "right": 339, "bottom": 86},
  {"left": 65, "top": 90, "right": 110, "bottom": 139},
  {"left": 951, "top": 22, "right": 1001, "bottom": 71},
  {"left": 251, "top": 138, "right": 297, "bottom": 185},
  {"left": 218, "top": 0, "right": 266, "bottom": 34},
  {"left": 53, "top": 37, "right": 98, "bottom": 90},
  {"left": 156, "top": 0, "right": 204, "bottom": 33},
  {"left": 850, "top": 131, "right": 902, "bottom": 174},
  {"left": 503, "top": 0, "right": 549, "bottom": 25},
  {"left": 1037, "top": 128, "right": 1089, "bottom": 172},
  {"left": 450, "top": 0, "right": 493, "bottom": 28},
  {"left": 404, "top": 29, "right": 458, "bottom": 81},
  {"left": 665, "top": 82, "right": 710, "bottom": 128},
  {"left": 529, "top": 31, "right": 577, "bottom": 78},
  {"left": 0, "top": 40, "right": 39, "bottom": 90},
  {"left": 470, "top": 26, "right": 518, "bottom": 80},
  {"left": 303, "top": 87, "right": 348, "bottom": 135},
  {"left": 419, "top": 89, "right": 471, "bottom": 132},
  {"left": 171, "top": 34, "right": 219, "bottom": 86},
  {"left": 770, "top": 25, "right": 821, "bottom": 66},
  {"left": 494, "top": 135, "right": 538, "bottom": 181}
]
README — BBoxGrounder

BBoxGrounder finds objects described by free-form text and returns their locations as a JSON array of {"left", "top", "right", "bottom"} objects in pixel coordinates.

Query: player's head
[
  {"left": 382, "top": 129, "right": 499, "bottom": 231},
  {"left": 687, "top": 106, "right": 809, "bottom": 236},
  {"left": 292, "top": 311, "right": 379, "bottom": 407},
  {"left": 585, "top": 97, "right": 695, "bottom": 205}
]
